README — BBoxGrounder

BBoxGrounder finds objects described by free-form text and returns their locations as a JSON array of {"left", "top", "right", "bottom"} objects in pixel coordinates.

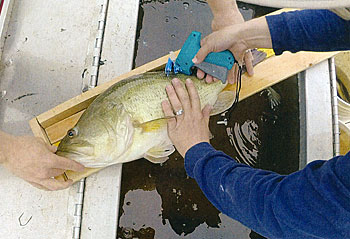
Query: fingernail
[
  {"left": 186, "top": 78, "right": 192, "bottom": 83},
  {"left": 172, "top": 78, "right": 179, "bottom": 84},
  {"left": 192, "top": 57, "right": 198, "bottom": 64}
]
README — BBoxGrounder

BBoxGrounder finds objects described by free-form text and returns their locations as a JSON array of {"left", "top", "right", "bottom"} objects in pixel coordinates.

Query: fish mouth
[{"left": 56, "top": 148, "right": 93, "bottom": 159}]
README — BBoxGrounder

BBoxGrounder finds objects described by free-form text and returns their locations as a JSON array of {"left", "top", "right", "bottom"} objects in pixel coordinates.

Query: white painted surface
[
  {"left": 80, "top": 165, "right": 123, "bottom": 238},
  {"left": 80, "top": 0, "right": 139, "bottom": 237},
  {"left": 0, "top": 1, "right": 107, "bottom": 238},
  {"left": 0, "top": 0, "right": 101, "bottom": 135},
  {"left": 304, "top": 60, "right": 334, "bottom": 163},
  {"left": 0, "top": 168, "right": 81, "bottom": 239}
]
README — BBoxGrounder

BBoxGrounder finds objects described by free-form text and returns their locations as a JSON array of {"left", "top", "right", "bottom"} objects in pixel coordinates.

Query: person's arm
[
  {"left": 161, "top": 77, "right": 350, "bottom": 238},
  {"left": 206, "top": 0, "right": 238, "bottom": 16},
  {"left": 195, "top": 9, "right": 350, "bottom": 67},
  {"left": 193, "top": 16, "right": 272, "bottom": 66},
  {"left": 266, "top": 9, "right": 350, "bottom": 55},
  {"left": 0, "top": 130, "right": 85, "bottom": 190},
  {"left": 197, "top": 0, "right": 254, "bottom": 84},
  {"left": 185, "top": 143, "right": 350, "bottom": 238}
]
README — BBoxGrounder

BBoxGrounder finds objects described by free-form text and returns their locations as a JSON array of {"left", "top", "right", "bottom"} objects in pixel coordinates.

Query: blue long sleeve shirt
[
  {"left": 266, "top": 10, "right": 350, "bottom": 55},
  {"left": 185, "top": 143, "right": 350, "bottom": 238},
  {"left": 184, "top": 9, "right": 350, "bottom": 239}
]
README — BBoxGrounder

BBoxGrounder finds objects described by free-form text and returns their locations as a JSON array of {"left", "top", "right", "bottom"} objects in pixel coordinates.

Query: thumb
[{"left": 193, "top": 41, "right": 211, "bottom": 64}]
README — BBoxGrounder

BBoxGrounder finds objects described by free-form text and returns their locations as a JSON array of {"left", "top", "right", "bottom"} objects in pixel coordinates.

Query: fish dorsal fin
[
  {"left": 144, "top": 143, "right": 175, "bottom": 164},
  {"left": 210, "top": 90, "right": 235, "bottom": 116}
]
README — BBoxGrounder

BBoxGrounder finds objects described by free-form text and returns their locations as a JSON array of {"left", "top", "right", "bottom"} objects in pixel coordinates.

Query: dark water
[
  {"left": 133, "top": 0, "right": 275, "bottom": 68},
  {"left": 118, "top": 1, "right": 297, "bottom": 239}
]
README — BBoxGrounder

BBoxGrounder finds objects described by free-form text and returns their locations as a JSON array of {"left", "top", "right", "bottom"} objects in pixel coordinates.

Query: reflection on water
[
  {"left": 228, "top": 120, "right": 260, "bottom": 166},
  {"left": 118, "top": 1, "right": 297, "bottom": 239},
  {"left": 227, "top": 87, "right": 281, "bottom": 166}
]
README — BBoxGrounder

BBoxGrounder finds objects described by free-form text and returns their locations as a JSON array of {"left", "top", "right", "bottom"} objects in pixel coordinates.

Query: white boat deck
[
  {"left": 0, "top": 1, "right": 334, "bottom": 238},
  {"left": 0, "top": 1, "right": 138, "bottom": 238}
]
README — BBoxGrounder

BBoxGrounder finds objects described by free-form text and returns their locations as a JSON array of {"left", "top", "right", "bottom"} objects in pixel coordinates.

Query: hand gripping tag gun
[
  {"left": 165, "top": 31, "right": 267, "bottom": 124},
  {"left": 165, "top": 31, "right": 235, "bottom": 84}
]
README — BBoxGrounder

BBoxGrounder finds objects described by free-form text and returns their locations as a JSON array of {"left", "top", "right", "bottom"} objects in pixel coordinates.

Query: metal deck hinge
[
  {"left": 72, "top": 178, "right": 86, "bottom": 239},
  {"left": 73, "top": 1, "right": 110, "bottom": 238},
  {"left": 89, "top": 0, "right": 109, "bottom": 90},
  {"left": 329, "top": 57, "right": 340, "bottom": 156}
]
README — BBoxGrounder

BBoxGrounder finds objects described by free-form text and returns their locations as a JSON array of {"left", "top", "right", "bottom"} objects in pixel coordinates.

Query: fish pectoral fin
[
  {"left": 144, "top": 144, "right": 175, "bottom": 164},
  {"left": 211, "top": 91, "right": 235, "bottom": 115},
  {"left": 138, "top": 119, "right": 168, "bottom": 133},
  {"left": 144, "top": 155, "right": 169, "bottom": 164}
]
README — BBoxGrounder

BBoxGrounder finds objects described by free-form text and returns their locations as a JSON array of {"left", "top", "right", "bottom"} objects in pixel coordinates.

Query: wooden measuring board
[{"left": 30, "top": 49, "right": 338, "bottom": 183}]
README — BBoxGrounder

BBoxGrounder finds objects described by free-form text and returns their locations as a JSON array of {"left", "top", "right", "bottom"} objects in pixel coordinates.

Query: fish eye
[{"left": 67, "top": 128, "right": 78, "bottom": 138}]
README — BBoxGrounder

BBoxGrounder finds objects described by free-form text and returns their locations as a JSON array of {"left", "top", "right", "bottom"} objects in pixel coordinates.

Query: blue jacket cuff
[
  {"left": 184, "top": 142, "right": 216, "bottom": 178},
  {"left": 265, "top": 13, "right": 287, "bottom": 55}
]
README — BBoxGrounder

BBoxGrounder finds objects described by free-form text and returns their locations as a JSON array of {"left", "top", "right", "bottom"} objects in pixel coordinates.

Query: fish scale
[{"left": 114, "top": 73, "right": 227, "bottom": 124}]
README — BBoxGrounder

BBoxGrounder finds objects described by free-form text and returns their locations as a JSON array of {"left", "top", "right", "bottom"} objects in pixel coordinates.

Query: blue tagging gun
[{"left": 165, "top": 31, "right": 235, "bottom": 84}]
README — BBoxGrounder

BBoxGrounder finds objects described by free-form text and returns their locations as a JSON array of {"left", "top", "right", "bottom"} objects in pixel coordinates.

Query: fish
[{"left": 56, "top": 72, "right": 237, "bottom": 168}]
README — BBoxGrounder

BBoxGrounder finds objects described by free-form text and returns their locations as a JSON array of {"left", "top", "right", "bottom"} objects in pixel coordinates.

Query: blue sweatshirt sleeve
[
  {"left": 185, "top": 142, "right": 350, "bottom": 239},
  {"left": 265, "top": 10, "right": 350, "bottom": 55}
]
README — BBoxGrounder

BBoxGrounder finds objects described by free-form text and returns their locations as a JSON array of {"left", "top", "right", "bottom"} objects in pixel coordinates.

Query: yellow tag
[
  {"left": 258, "top": 48, "right": 275, "bottom": 58},
  {"left": 54, "top": 141, "right": 60, "bottom": 147}
]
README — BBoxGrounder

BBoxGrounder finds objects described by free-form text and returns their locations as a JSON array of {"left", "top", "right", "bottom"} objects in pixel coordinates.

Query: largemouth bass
[{"left": 56, "top": 72, "right": 235, "bottom": 167}]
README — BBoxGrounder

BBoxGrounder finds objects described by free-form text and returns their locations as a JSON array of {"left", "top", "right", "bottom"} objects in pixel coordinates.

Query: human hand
[
  {"left": 161, "top": 78, "right": 212, "bottom": 157},
  {"left": 193, "top": 15, "right": 273, "bottom": 85},
  {"left": 197, "top": 1, "right": 254, "bottom": 84},
  {"left": 193, "top": 24, "right": 249, "bottom": 85},
  {"left": 0, "top": 133, "right": 85, "bottom": 191}
]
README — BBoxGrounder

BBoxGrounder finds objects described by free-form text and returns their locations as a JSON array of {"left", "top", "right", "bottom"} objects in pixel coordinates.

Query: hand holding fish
[
  {"left": 162, "top": 78, "right": 212, "bottom": 157},
  {"left": 194, "top": 17, "right": 273, "bottom": 84},
  {"left": 0, "top": 131, "right": 85, "bottom": 191},
  {"left": 199, "top": 0, "right": 254, "bottom": 83}
]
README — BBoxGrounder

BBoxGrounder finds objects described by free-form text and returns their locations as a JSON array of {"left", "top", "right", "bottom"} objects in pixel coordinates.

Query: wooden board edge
[
  {"left": 45, "top": 110, "right": 85, "bottom": 144},
  {"left": 239, "top": 51, "right": 339, "bottom": 100},
  {"left": 56, "top": 167, "right": 103, "bottom": 182},
  {"left": 29, "top": 117, "right": 51, "bottom": 144}
]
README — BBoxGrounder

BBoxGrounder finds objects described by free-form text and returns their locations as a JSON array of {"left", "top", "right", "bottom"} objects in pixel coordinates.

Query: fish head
[{"left": 56, "top": 106, "right": 134, "bottom": 167}]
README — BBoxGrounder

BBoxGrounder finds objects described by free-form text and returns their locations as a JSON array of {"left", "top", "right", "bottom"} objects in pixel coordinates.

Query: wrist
[
  {"left": 207, "top": 0, "right": 239, "bottom": 17},
  {"left": 239, "top": 17, "right": 273, "bottom": 50}
]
